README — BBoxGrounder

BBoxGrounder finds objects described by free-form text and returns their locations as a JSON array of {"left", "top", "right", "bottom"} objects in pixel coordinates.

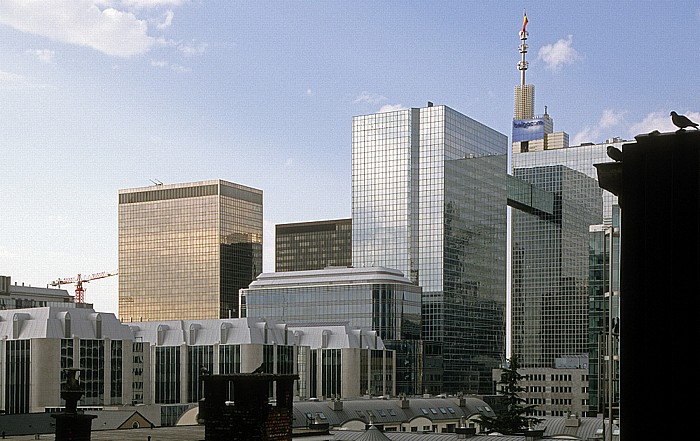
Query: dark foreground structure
[
  {"left": 596, "top": 129, "right": 700, "bottom": 440},
  {"left": 52, "top": 368, "right": 96, "bottom": 441},
  {"left": 200, "top": 373, "right": 300, "bottom": 441}
]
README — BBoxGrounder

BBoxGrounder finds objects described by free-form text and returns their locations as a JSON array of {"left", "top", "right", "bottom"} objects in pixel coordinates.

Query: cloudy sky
[{"left": 1, "top": 1, "right": 698, "bottom": 315}]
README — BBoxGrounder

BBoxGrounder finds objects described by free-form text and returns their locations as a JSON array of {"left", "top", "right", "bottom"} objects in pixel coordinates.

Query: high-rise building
[
  {"left": 118, "top": 180, "right": 263, "bottom": 322},
  {"left": 352, "top": 104, "right": 508, "bottom": 394},
  {"left": 275, "top": 218, "right": 351, "bottom": 272},
  {"left": 509, "top": 13, "right": 621, "bottom": 416}
]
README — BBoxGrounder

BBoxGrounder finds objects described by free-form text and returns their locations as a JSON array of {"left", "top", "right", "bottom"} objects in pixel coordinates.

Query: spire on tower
[
  {"left": 514, "top": 10, "right": 534, "bottom": 120},
  {"left": 517, "top": 9, "right": 529, "bottom": 86}
]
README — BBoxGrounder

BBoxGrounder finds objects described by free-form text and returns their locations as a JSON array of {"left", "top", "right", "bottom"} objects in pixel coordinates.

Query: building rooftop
[{"left": 248, "top": 267, "right": 414, "bottom": 288}]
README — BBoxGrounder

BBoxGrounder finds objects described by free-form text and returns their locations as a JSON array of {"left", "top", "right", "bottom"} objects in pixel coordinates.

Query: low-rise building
[{"left": 0, "top": 307, "right": 394, "bottom": 418}]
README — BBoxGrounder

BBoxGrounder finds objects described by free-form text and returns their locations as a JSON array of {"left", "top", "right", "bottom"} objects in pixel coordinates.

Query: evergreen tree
[{"left": 477, "top": 355, "right": 543, "bottom": 434}]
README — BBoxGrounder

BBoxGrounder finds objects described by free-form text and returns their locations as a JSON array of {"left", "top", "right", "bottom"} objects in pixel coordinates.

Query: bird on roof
[
  {"left": 607, "top": 145, "right": 623, "bottom": 162},
  {"left": 671, "top": 111, "right": 699, "bottom": 130}
]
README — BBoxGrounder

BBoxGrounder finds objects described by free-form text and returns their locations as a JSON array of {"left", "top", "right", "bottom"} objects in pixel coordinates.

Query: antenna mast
[{"left": 518, "top": 10, "right": 529, "bottom": 86}]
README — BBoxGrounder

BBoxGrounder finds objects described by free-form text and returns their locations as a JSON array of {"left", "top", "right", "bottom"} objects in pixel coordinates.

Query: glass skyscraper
[
  {"left": 118, "top": 180, "right": 263, "bottom": 322},
  {"left": 509, "top": 18, "right": 622, "bottom": 416},
  {"left": 352, "top": 104, "right": 508, "bottom": 394}
]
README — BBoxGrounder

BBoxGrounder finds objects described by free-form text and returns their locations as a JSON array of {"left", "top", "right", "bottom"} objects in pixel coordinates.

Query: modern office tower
[
  {"left": 240, "top": 266, "right": 426, "bottom": 395},
  {"left": 510, "top": 164, "right": 603, "bottom": 369},
  {"left": 275, "top": 218, "right": 352, "bottom": 272},
  {"left": 509, "top": 15, "right": 622, "bottom": 417},
  {"left": 118, "top": 180, "right": 263, "bottom": 322},
  {"left": 352, "top": 104, "right": 508, "bottom": 395}
]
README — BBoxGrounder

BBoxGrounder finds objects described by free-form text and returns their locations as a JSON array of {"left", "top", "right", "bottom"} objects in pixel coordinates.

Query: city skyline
[{"left": 2, "top": 1, "right": 699, "bottom": 315}]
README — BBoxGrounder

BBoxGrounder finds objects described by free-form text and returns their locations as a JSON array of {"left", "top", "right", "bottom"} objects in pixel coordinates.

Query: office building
[
  {"left": 130, "top": 318, "right": 394, "bottom": 403},
  {"left": 275, "top": 218, "right": 352, "bottom": 272},
  {"left": 0, "top": 275, "right": 76, "bottom": 309},
  {"left": 240, "top": 266, "right": 426, "bottom": 395},
  {"left": 352, "top": 104, "right": 508, "bottom": 394},
  {"left": 0, "top": 306, "right": 138, "bottom": 414},
  {"left": 118, "top": 180, "right": 263, "bottom": 322},
  {"left": 0, "top": 306, "right": 394, "bottom": 420},
  {"left": 509, "top": 16, "right": 621, "bottom": 416}
]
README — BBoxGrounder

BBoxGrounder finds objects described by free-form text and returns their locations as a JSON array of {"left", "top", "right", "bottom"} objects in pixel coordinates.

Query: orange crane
[{"left": 50, "top": 271, "right": 117, "bottom": 304}]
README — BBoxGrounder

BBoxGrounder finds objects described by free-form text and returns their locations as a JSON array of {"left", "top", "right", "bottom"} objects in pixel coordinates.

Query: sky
[{"left": 1, "top": 0, "right": 699, "bottom": 316}]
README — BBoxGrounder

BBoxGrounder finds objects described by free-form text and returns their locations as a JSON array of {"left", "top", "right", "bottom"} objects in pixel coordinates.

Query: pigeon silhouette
[
  {"left": 252, "top": 362, "right": 265, "bottom": 374},
  {"left": 671, "top": 111, "right": 699, "bottom": 130},
  {"left": 607, "top": 145, "right": 623, "bottom": 162}
]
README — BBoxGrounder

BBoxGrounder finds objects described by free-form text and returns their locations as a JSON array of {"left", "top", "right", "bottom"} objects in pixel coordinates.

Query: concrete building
[
  {"left": 275, "top": 218, "right": 352, "bottom": 272},
  {"left": 0, "top": 306, "right": 394, "bottom": 422},
  {"left": 240, "top": 267, "right": 426, "bottom": 395},
  {"left": 118, "top": 180, "right": 263, "bottom": 322},
  {"left": 129, "top": 317, "right": 394, "bottom": 403},
  {"left": 0, "top": 275, "right": 76, "bottom": 309},
  {"left": 497, "top": 362, "right": 589, "bottom": 418},
  {"left": 0, "top": 306, "right": 137, "bottom": 414},
  {"left": 352, "top": 104, "right": 508, "bottom": 395}
]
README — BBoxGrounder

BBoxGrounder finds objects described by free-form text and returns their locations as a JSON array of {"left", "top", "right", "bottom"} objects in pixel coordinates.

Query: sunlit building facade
[
  {"left": 275, "top": 218, "right": 352, "bottom": 272},
  {"left": 352, "top": 105, "right": 508, "bottom": 394},
  {"left": 118, "top": 180, "right": 263, "bottom": 322}
]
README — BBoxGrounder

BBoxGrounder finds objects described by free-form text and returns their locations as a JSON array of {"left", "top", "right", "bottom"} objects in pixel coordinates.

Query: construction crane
[{"left": 50, "top": 271, "right": 118, "bottom": 304}]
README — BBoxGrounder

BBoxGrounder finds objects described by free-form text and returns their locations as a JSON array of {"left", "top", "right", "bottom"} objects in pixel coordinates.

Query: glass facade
[
  {"left": 132, "top": 342, "right": 145, "bottom": 404},
  {"left": 155, "top": 346, "right": 181, "bottom": 404},
  {"left": 118, "top": 180, "right": 263, "bottom": 321},
  {"left": 110, "top": 340, "right": 123, "bottom": 403},
  {"left": 241, "top": 268, "right": 421, "bottom": 393},
  {"left": 5, "top": 339, "right": 30, "bottom": 414},
  {"left": 275, "top": 219, "right": 352, "bottom": 272},
  {"left": 80, "top": 339, "right": 105, "bottom": 406},
  {"left": 187, "top": 345, "right": 213, "bottom": 403},
  {"left": 511, "top": 141, "right": 620, "bottom": 383},
  {"left": 352, "top": 105, "right": 508, "bottom": 394},
  {"left": 243, "top": 273, "right": 421, "bottom": 341},
  {"left": 587, "top": 205, "right": 621, "bottom": 415}
]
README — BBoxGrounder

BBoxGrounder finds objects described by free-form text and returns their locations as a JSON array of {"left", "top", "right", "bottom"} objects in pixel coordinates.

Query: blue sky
[{"left": 1, "top": 1, "right": 698, "bottom": 315}]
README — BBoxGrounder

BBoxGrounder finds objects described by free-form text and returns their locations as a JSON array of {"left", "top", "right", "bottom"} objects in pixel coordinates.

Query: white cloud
[
  {"left": 0, "top": 70, "right": 50, "bottom": 89},
  {"left": 150, "top": 59, "right": 190, "bottom": 72},
  {"left": 27, "top": 49, "right": 55, "bottom": 63},
  {"left": 571, "top": 109, "right": 625, "bottom": 145},
  {"left": 629, "top": 111, "right": 700, "bottom": 136},
  {"left": 169, "top": 63, "right": 191, "bottom": 73},
  {"left": 177, "top": 40, "right": 207, "bottom": 56},
  {"left": 538, "top": 35, "right": 581, "bottom": 72},
  {"left": 378, "top": 104, "right": 405, "bottom": 113},
  {"left": 156, "top": 9, "right": 174, "bottom": 29},
  {"left": 119, "top": 0, "right": 184, "bottom": 9},
  {"left": 354, "top": 91, "right": 387, "bottom": 105},
  {"left": 0, "top": 1, "right": 156, "bottom": 57}
]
